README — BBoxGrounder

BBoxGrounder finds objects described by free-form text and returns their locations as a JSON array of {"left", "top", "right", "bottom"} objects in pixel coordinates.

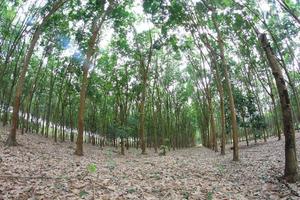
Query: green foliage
[
  {"left": 108, "top": 124, "right": 131, "bottom": 139},
  {"left": 87, "top": 163, "right": 97, "bottom": 173},
  {"left": 168, "top": 0, "right": 187, "bottom": 25},
  {"left": 217, "top": 164, "right": 225, "bottom": 174},
  {"left": 227, "top": 88, "right": 267, "bottom": 134},
  {"left": 2, "top": 7, "right": 16, "bottom": 21},
  {"left": 163, "top": 138, "right": 171, "bottom": 149},
  {"left": 159, "top": 145, "right": 167, "bottom": 156},
  {"left": 106, "top": 159, "right": 116, "bottom": 171},
  {"left": 79, "top": 190, "right": 89, "bottom": 198},
  {"left": 111, "top": 2, "right": 135, "bottom": 32},
  {"left": 143, "top": 0, "right": 161, "bottom": 16},
  {"left": 206, "top": 191, "right": 213, "bottom": 200},
  {"left": 169, "top": 34, "right": 179, "bottom": 51},
  {"left": 222, "top": 0, "right": 233, "bottom": 7},
  {"left": 182, "top": 191, "right": 189, "bottom": 199},
  {"left": 126, "top": 188, "right": 136, "bottom": 193}
]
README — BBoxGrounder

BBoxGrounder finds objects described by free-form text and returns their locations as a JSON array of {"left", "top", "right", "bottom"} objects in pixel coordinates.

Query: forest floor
[{"left": 0, "top": 127, "right": 300, "bottom": 200}]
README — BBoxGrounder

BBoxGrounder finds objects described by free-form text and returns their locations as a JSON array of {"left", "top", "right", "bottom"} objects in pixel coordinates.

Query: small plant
[
  {"left": 207, "top": 187, "right": 216, "bottom": 200},
  {"left": 163, "top": 138, "right": 171, "bottom": 151},
  {"left": 206, "top": 191, "right": 213, "bottom": 200},
  {"left": 106, "top": 159, "right": 116, "bottom": 171},
  {"left": 127, "top": 188, "right": 136, "bottom": 193},
  {"left": 159, "top": 145, "right": 167, "bottom": 156},
  {"left": 182, "top": 191, "right": 189, "bottom": 199},
  {"left": 87, "top": 163, "right": 97, "bottom": 174},
  {"left": 79, "top": 190, "right": 89, "bottom": 198},
  {"left": 217, "top": 164, "right": 225, "bottom": 174},
  {"left": 105, "top": 148, "right": 113, "bottom": 156},
  {"left": 86, "top": 163, "right": 97, "bottom": 199},
  {"left": 150, "top": 172, "right": 161, "bottom": 180}
]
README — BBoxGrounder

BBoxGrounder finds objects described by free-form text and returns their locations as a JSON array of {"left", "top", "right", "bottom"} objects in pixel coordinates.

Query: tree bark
[
  {"left": 204, "top": 37, "right": 225, "bottom": 154},
  {"left": 139, "top": 75, "right": 147, "bottom": 154},
  {"left": 75, "top": 11, "right": 109, "bottom": 155},
  {"left": 136, "top": 32, "right": 153, "bottom": 155},
  {"left": 260, "top": 33, "right": 299, "bottom": 183},
  {"left": 212, "top": 16, "right": 239, "bottom": 161},
  {"left": 5, "top": 0, "right": 68, "bottom": 146}
]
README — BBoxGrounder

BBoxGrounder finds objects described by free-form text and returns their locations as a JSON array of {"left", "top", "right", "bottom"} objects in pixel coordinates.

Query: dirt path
[{"left": 0, "top": 128, "right": 299, "bottom": 199}]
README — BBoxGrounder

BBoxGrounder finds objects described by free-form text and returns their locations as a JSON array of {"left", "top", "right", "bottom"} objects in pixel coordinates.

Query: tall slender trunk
[
  {"left": 35, "top": 99, "right": 40, "bottom": 134},
  {"left": 41, "top": 111, "right": 46, "bottom": 136},
  {"left": 139, "top": 76, "right": 147, "bottom": 154},
  {"left": 75, "top": 67, "right": 89, "bottom": 156},
  {"left": 75, "top": 11, "right": 109, "bottom": 155},
  {"left": 2, "top": 41, "right": 25, "bottom": 126},
  {"left": 134, "top": 30, "right": 153, "bottom": 155},
  {"left": 5, "top": 0, "right": 68, "bottom": 146},
  {"left": 156, "top": 87, "right": 163, "bottom": 147},
  {"left": 260, "top": 33, "right": 299, "bottom": 183},
  {"left": 214, "top": 62, "right": 226, "bottom": 154},
  {"left": 266, "top": 68, "right": 281, "bottom": 140},
  {"left": 46, "top": 72, "right": 55, "bottom": 138},
  {"left": 69, "top": 93, "right": 74, "bottom": 142},
  {"left": 271, "top": 94, "right": 281, "bottom": 140},
  {"left": 202, "top": 36, "right": 224, "bottom": 153},
  {"left": 212, "top": 16, "right": 239, "bottom": 161},
  {"left": 61, "top": 100, "right": 65, "bottom": 142},
  {"left": 153, "top": 106, "right": 158, "bottom": 153},
  {"left": 26, "top": 57, "right": 44, "bottom": 133},
  {"left": 207, "top": 89, "right": 217, "bottom": 152}
]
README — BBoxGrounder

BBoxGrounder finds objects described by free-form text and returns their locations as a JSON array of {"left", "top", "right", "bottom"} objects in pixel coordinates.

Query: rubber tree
[
  {"left": 74, "top": 1, "right": 114, "bottom": 156},
  {"left": 260, "top": 33, "right": 299, "bottom": 183},
  {"left": 6, "top": 0, "right": 68, "bottom": 146},
  {"left": 134, "top": 30, "right": 154, "bottom": 155},
  {"left": 211, "top": 12, "right": 239, "bottom": 161}
]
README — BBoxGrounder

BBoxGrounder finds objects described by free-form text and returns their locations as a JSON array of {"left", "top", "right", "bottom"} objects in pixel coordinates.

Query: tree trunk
[
  {"left": 265, "top": 66, "right": 282, "bottom": 140},
  {"left": 271, "top": 93, "right": 281, "bottom": 140},
  {"left": 2, "top": 42, "right": 24, "bottom": 126},
  {"left": 202, "top": 36, "right": 225, "bottom": 154},
  {"left": 260, "top": 33, "right": 299, "bottom": 182},
  {"left": 75, "top": 67, "right": 88, "bottom": 156},
  {"left": 69, "top": 94, "right": 74, "bottom": 142},
  {"left": 207, "top": 88, "right": 218, "bottom": 152},
  {"left": 121, "top": 137, "right": 125, "bottom": 155},
  {"left": 215, "top": 62, "right": 226, "bottom": 155},
  {"left": 5, "top": 0, "right": 68, "bottom": 146},
  {"left": 139, "top": 80, "right": 147, "bottom": 154},
  {"left": 212, "top": 16, "right": 239, "bottom": 161},
  {"left": 75, "top": 14, "right": 107, "bottom": 155}
]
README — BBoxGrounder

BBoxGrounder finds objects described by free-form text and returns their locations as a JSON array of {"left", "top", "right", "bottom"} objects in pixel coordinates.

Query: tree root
[
  {"left": 277, "top": 176, "right": 300, "bottom": 197},
  {"left": 5, "top": 137, "right": 19, "bottom": 147}
]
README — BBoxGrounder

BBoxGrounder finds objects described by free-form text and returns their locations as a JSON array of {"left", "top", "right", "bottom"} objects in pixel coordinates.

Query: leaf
[
  {"left": 207, "top": 191, "right": 213, "bottom": 200},
  {"left": 79, "top": 190, "right": 89, "bottom": 198},
  {"left": 87, "top": 163, "right": 97, "bottom": 173},
  {"left": 222, "top": 0, "right": 233, "bottom": 6},
  {"left": 233, "top": 13, "right": 244, "bottom": 29}
]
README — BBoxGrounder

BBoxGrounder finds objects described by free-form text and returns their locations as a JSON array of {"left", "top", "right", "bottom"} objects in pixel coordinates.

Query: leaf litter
[{"left": 0, "top": 127, "right": 299, "bottom": 199}]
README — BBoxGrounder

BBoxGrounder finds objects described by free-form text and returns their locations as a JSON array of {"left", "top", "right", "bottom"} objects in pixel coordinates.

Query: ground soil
[{"left": 0, "top": 127, "right": 299, "bottom": 199}]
